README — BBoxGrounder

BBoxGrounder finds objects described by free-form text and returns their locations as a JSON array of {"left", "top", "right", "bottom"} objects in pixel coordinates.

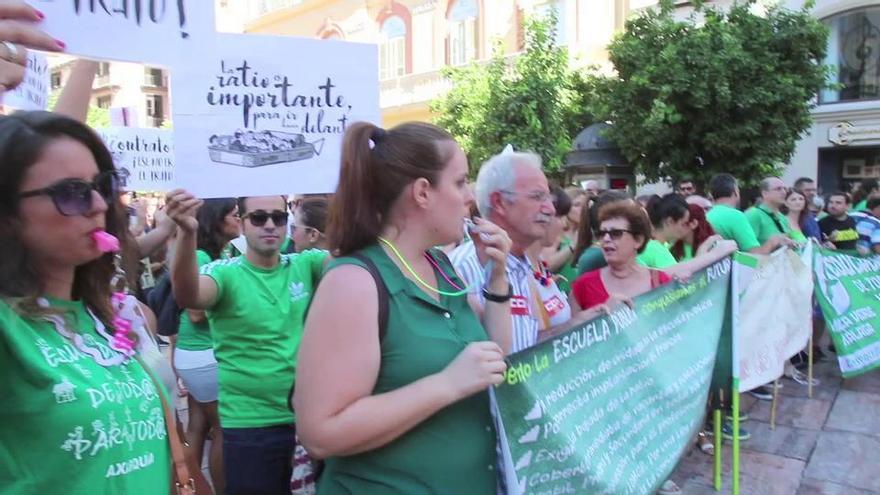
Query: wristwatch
[{"left": 482, "top": 284, "right": 513, "bottom": 303}]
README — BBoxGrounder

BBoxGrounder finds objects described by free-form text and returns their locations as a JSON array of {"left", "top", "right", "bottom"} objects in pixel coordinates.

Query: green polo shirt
[
  {"left": 745, "top": 204, "right": 790, "bottom": 245},
  {"left": 707, "top": 204, "right": 761, "bottom": 251},
  {"left": 318, "top": 244, "right": 496, "bottom": 494},
  {"left": 201, "top": 249, "right": 327, "bottom": 428},
  {"left": 637, "top": 239, "right": 677, "bottom": 269}
]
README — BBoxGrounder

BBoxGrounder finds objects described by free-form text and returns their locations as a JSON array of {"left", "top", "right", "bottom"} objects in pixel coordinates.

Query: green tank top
[{"left": 318, "top": 244, "right": 497, "bottom": 494}]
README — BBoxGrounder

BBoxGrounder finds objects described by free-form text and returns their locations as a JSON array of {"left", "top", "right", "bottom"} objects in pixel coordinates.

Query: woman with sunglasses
[
  {"left": 294, "top": 122, "right": 512, "bottom": 494},
  {"left": 291, "top": 197, "right": 329, "bottom": 253},
  {"left": 0, "top": 111, "right": 171, "bottom": 492}
]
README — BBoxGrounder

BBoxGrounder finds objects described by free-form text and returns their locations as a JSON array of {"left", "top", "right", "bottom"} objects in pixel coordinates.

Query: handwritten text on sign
[
  {"left": 2, "top": 51, "right": 49, "bottom": 111},
  {"left": 171, "top": 33, "right": 380, "bottom": 198},
  {"left": 33, "top": 0, "right": 214, "bottom": 64},
  {"left": 495, "top": 260, "right": 731, "bottom": 495},
  {"left": 96, "top": 127, "right": 174, "bottom": 192}
]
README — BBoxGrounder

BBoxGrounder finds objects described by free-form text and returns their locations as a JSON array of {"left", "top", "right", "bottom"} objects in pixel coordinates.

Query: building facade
[
  {"left": 785, "top": 0, "right": 880, "bottom": 196},
  {"left": 243, "top": 0, "right": 631, "bottom": 127},
  {"left": 50, "top": 59, "right": 171, "bottom": 128}
]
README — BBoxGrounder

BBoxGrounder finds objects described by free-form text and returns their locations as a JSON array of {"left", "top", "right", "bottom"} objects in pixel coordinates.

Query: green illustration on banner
[
  {"left": 813, "top": 247, "right": 880, "bottom": 378},
  {"left": 494, "top": 259, "right": 732, "bottom": 495}
]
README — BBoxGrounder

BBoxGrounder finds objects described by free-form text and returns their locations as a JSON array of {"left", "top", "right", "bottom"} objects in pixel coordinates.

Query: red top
[{"left": 572, "top": 268, "right": 672, "bottom": 310}]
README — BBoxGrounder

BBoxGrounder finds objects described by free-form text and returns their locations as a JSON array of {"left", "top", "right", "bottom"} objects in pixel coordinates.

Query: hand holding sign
[
  {"left": 0, "top": 1, "right": 64, "bottom": 93},
  {"left": 441, "top": 341, "right": 507, "bottom": 401},
  {"left": 165, "top": 189, "right": 202, "bottom": 234}
]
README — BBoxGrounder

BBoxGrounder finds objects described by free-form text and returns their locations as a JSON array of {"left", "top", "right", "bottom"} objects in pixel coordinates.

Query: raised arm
[
  {"left": 53, "top": 59, "right": 97, "bottom": 122},
  {"left": 294, "top": 264, "right": 505, "bottom": 459},
  {"left": 165, "top": 190, "right": 217, "bottom": 310}
]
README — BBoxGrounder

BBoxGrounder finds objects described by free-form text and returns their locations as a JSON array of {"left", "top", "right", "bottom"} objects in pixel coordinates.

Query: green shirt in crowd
[
  {"left": 318, "top": 244, "right": 497, "bottom": 494},
  {"left": 672, "top": 243, "right": 694, "bottom": 262},
  {"left": 745, "top": 203, "right": 790, "bottom": 245},
  {"left": 0, "top": 298, "right": 171, "bottom": 493},
  {"left": 576, "top": 245, "right": 607, "bottom": 275},
  {"left": 554, "top": 236, "right": 578, "bottom": 295},
  {"left": 637, "top": 239, "right": 677, "bottom": 269},
  {"left": 175, "top": 250, "right": 215, "bottom": 351},
  {"left": 853, "top": 199, "right": 868, "bottom": 212},
  {"left": 707, "top": 204, "right": 761, "bottom": 251},
  {"left": 201, "top": 249, "right": 327, "bottom": 428}
]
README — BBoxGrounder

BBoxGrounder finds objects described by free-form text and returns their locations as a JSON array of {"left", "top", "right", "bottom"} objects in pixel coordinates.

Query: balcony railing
[
  {"left": 95, "top": 74, "right": 111, "bottom": 87},
  {"left": 144, "top": 73, "right": 165, "bottom": 87},
  {"left": 147, "top": 117, "right": 164, "bottom": 128},
  {"left": 380, "top": 70, "right": 450, "bottom": 109}
]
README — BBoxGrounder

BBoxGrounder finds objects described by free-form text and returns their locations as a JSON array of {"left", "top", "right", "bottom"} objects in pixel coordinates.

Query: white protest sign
[
  {"left": 2, "top": 51, "right": 49, "bottom": 110},
  {"left": 171, "top": 33, "right": 380, "bottom": 198},
  {"left": 96, "top": 127, "right": 174, "bottom": 191},
  {"left": 31, "top": 0, "right": 214, "bottom": 64},
  {"left": 734, "top": 246, "right": 814, "bottom": 392}
]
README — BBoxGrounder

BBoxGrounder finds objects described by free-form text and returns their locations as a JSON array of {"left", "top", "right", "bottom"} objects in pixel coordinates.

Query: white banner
[
  {"left": 734, "top": 246, "right": 814, "bottom": 392},
  {"left": 96, "top": 127, "right": 174, "bottom": 192},
  {"left": 171, "top": 33, "right": 380, "bottom": 198},
  {"left": 32, "top": 0, "right": 214, "bottom": 64},
  {"left": 2, "top": 51, "right": 49, "bottom": 110}
]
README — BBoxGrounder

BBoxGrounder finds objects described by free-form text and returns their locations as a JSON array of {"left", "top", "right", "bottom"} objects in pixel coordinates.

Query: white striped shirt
[{"left": 449, "top": 242, "right": 538, "bottom": 353}]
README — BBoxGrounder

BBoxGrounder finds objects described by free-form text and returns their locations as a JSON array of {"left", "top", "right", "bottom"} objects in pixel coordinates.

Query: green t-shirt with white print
[{"left": 0, "top": 298, "right": 171, "bottom": 493}]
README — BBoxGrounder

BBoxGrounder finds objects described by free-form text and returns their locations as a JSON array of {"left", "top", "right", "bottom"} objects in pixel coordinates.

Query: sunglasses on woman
[
  {"left": 243, "top": 210, "right": 289, "bottom": 227},
  {"left": 17, "top": 170, "right": 120, "bottom": 217},
  {"left": 597, "top": 228, "right": 633, "bottom": 240}
]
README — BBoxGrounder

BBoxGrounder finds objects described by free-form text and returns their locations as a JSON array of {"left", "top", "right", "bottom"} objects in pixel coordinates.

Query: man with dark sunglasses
[{"left": 167, "top": 191, "right": 328, "bottom": 495}]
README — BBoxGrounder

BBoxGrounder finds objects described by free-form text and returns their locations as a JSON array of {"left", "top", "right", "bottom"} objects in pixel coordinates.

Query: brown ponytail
[{"left": 328, "top": 121, "right": 456, "bottom": 256}]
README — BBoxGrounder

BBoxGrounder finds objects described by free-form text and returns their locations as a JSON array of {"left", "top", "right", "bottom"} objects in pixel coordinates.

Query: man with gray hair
[{"left": 451, "top": 149, "right": 582, "bottom": 352}]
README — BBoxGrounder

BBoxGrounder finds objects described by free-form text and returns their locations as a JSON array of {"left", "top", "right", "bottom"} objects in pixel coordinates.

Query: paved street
[{"left": 671, "top": 360, "right": 880, "bottom": 495}]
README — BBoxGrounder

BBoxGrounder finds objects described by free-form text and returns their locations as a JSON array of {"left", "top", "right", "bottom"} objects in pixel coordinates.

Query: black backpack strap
[
  {"left": 350, "top": 253, "right": 389, "bottom": 341},
  {"left": 288, "top": 253, "right": 389, "bottom": 415}
]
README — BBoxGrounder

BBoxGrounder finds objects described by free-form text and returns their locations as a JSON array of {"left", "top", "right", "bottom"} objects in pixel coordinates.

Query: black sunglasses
[
  {"left": 18, "top": 171, "right": 119, "bottom": 217},
  {"left": 597, "top": 228, "right": 633, "bottom": 240},
  {"left": 244, "top": 210, "right": 288, "bottom": 227}
]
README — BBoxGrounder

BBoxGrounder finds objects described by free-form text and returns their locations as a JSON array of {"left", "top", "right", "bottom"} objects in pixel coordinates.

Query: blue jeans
[{"left": 223, "top": 424, "right": 296, "bottom": 495}]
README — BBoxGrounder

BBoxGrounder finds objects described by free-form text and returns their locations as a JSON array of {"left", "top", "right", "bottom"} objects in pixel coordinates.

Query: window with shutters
[
  {"left": 380, "top": 16, "right": 407, "bottom": 79},
  {"left": 448, "top": 0, "right": 478, "bottom": 66}
]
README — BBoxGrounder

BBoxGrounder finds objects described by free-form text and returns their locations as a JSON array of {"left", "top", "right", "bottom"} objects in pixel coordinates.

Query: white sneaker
[{"left": 658, "top": 479, "right": 681, "bottom": 495}]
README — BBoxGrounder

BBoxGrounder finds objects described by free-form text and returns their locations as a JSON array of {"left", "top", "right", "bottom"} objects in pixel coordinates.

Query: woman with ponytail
[{"left": 294, "top": 122, "right": 513, "bottom": 493}]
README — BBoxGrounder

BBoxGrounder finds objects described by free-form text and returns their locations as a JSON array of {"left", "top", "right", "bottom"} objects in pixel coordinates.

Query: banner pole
[
  {"left": 713, "top": 408, "right": 722, "bottom": 491},
  {"left": 808, "top": 333, "right": 814, "bottom": 399},
  {"left": 732, "top": 382, "right": 740, "bottom": 495},
  {"left": 770, "top": 379, "right": 780, "bottom": 430}
]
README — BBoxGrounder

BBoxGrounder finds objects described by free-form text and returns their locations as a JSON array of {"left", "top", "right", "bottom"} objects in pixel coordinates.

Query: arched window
[
  {"left": 821, "top": 7, "right": 880, "bottom": 104},
  {"left": 448, "top": 0, "right": 478, "bottom": 65},
  {"left": 380, "top": 16, "right": 407, "bottom": 79}
]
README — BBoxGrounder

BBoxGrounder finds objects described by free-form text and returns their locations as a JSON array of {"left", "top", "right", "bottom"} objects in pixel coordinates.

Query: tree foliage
[
  {"left": 432, "top": 12, "right": 594, "bottom": 177},
  {"left": 589, "top": 0, "right": 831, "bottom": 187}
]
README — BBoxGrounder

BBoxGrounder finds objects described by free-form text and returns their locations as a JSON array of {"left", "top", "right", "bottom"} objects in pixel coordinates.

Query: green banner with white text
[
  {"left": 494, "top": 259, "right": 732, "bottom": 495},
  {"left": 813, "top": 247, "right": 880, "bottom": 378}
]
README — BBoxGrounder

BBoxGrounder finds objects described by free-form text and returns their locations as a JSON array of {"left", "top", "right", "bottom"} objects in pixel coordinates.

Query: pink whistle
[{"left": 92, "top": 230, "right": 120, "bottom": 253}]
